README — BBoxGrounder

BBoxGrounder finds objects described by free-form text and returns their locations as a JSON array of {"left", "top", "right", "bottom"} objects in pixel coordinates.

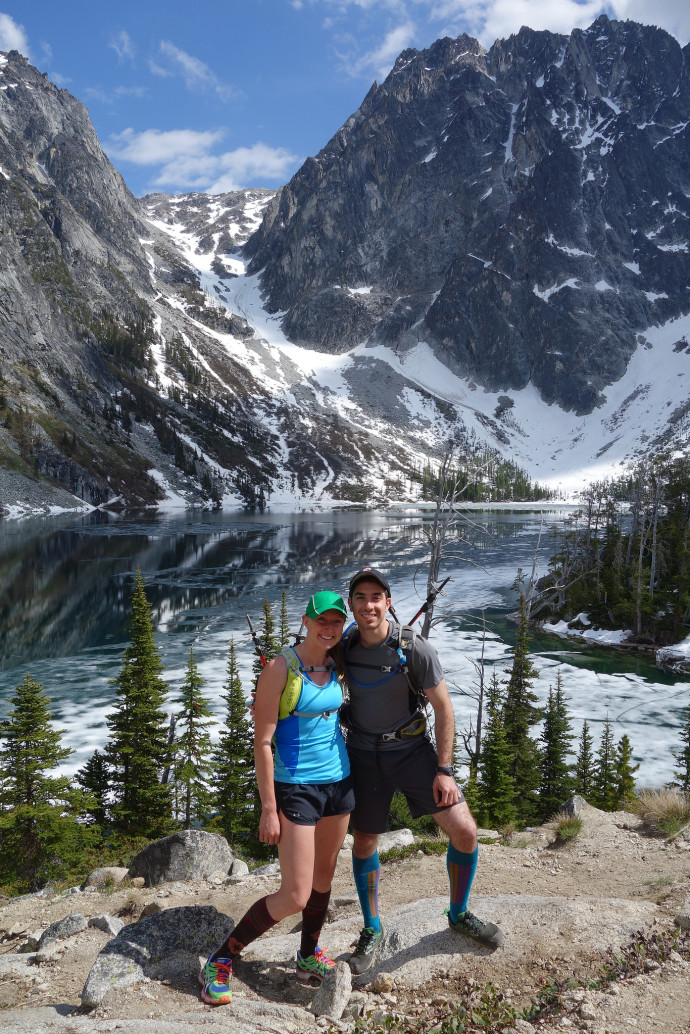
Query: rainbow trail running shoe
[
  {"left": 295, "top": 946, "right": 337, "bottom": 981},
  {"left": 199, "top": 955, "right": 233, "bottom": 1005}
]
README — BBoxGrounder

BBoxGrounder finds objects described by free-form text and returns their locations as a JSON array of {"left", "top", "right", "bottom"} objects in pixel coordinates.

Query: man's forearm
[{"left": 433, "top": 698, "right": 455, "bottom": 767}]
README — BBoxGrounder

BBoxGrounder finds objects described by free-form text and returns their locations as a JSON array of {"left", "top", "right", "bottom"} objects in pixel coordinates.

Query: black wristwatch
[{"left": 436, "top": 765, "right": 454, "bottom": 776}]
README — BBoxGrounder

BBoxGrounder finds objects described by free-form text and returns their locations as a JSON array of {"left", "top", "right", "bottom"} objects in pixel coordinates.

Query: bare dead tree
[
  {"left": 453, "top": 611, "right": 489, "bottom": 777},
  {"left": 419, "top": 448, "right": 489, "bottom": 638}
]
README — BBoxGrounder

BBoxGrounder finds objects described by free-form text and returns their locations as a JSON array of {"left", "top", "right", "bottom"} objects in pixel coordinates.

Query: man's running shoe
[
  {"left": 445, "top": 908, "right": 504, "bottom": 949},
  {"left": 199, "top": 955, "right": 233, "bottom": 1005},
  {"left": 295, "top": 946, "right": 336, "bottom": 981},
  {"left": 348, "top": 920, "right": 385, "bottom": 975}
]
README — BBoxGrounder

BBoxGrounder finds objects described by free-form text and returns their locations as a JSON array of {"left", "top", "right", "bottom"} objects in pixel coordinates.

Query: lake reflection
[{"left": 0, "top": 506, "right": 687, "bottom": 785}]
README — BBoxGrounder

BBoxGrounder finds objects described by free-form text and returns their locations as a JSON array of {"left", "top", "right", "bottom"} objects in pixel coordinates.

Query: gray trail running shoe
[
  {"left": 348, "top": 920, "right": 385, "bottom": 975},
  {"left": 445, "top": 908, "right": 504, "bottom": 949}
]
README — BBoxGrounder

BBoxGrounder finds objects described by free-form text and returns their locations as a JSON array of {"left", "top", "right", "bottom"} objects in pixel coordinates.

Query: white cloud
[
  {"left": 304, "top": 0, "right": 689, "bottom": 59},
  {"left": 431, "top": 0, "right": 690, "bottom": 46},
  {"left": 109, "top": 30, "right": 135, "bottom": 63},
  {"left": 341, "top": 20, "right": 417, "bottom": 77},
  {"left": 83, "top": 86, "right": 113, "bottom": 104},
  {"left": 106, "top": 128, "right": 299, "bottom": 192},
  {"left": 152, "top": 40, "right": 242, "bottom": 102},
  {"left": 204, "top": 143, "right": 301, "bottom": 192},
  {"left": 479, "top": 0, "right": 606, "bottom": 44},
  {"left": 108, "top": 127, "right": 227, "bottom": 165},
  {"left": 0, "top": 12, "right": 30, "bottom": 58},
  {"left": 114, "top": 85, "right": 148, "bottom": 98},
  {"left": 609, "top": 0, "right": 690, "bottom": 44}
]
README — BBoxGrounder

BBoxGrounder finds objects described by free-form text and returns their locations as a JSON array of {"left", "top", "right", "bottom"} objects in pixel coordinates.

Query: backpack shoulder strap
[
  {"left": 341, "top": 622, "right": 359, "bottom": 653},
  {"left": 278, "top": 646, "right": 303, "bottom": 720},
  {"left": 396, "top": 624, "right": 426, "bottom": 708}
]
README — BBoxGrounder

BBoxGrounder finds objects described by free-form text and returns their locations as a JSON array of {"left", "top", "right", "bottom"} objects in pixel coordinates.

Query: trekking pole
[
  {"left": 246, "top": 614, "right": 266, "bottom": 668},
  {"left": 407, "top": 576, "right": 451, "bottom": 627},
  {"left": 246, "top": 613, "right": 266, "bottom": 718}
]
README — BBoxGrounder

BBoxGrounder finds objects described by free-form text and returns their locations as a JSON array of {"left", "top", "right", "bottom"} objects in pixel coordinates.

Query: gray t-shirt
[{"left": 343, "top": 622, "right": 444, "bottom": 749}]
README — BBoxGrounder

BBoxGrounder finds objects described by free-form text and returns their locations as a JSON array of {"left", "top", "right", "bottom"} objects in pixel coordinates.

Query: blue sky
[{"left": 1, "top": 1, "right": 688, "bottom": 198}]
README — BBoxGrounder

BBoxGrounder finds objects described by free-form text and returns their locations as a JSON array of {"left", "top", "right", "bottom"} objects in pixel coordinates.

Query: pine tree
[
  {"left": 673, "top": 706, "right": 690, "bottom": 792},
  {"left": 476, "top": 671, "right": 516, "bottom": 828},
  {"left": 251, "top": 598, "right": 281, "bottom": 681},
  {"left": 174, "top": 647, "right": 215, "bottom": 829},
  {"left": 574, "top": 720, "right": 595, "bottom": 800},
  {"left": 211, "top": 640, "right": 256, "bottom": 846},
  {"left": 279, "top": 589, "right": 291, "bottom": 647},
  {"left": 591, "top": 717, "right": 619, "bottom": 811},
  {"left": 615, "top": 734, "right": 639, "bottom": 807},
  {"left": 0, "top": 674, "right": 95, "bottom": 892},
  {"left": 76, "top": 749, "right": 111, "bottom": 829},
  {"left": 538, "top": 672, "right": 575, "bottom": 821},
  {"left": 105, "top": 568, "right": 173, "bottom": 838},
  {"left": 503, "top": 594, "right": 542, "bottom": 822}
]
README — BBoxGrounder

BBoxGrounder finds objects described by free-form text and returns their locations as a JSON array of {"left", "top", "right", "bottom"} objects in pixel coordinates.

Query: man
[{"left": 342, "top": 566, "right": 503, "bottom": 975}]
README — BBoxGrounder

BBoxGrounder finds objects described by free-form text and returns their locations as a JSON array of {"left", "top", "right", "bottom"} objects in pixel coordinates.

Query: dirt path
[{"left": 1, "top": 804, "right": 689, "bottom": 1032}]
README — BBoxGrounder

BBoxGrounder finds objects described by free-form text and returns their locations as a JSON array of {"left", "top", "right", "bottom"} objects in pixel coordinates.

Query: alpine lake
[{"left": 0, "top": 506, "right": 687, "bottom": 787}]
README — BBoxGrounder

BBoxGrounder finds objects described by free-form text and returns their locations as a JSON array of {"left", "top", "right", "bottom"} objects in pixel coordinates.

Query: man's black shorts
[
  {"left": 274, "top": 774, "right": 355, "bottom": 827},
  {"left": 348, "top": 737, "right": 465, "bottom": 834}
]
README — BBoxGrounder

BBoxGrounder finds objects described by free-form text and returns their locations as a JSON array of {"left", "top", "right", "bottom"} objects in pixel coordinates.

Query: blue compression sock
[
  {"left": 352, "top": 851, "right": 381, "bottom": 931},
  {"left": 446, "top": 844, "right": 478, "bottom": 923}
]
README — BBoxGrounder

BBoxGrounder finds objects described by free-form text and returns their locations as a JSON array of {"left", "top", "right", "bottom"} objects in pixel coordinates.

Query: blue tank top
[{"left": 273, "top": 654, "right": 350, "bottom": 784}]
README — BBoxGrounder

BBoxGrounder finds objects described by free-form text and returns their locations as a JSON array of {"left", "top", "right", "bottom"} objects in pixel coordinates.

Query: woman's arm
[{"left": 253, "top": 654, "right": 287, "bottom": 845}]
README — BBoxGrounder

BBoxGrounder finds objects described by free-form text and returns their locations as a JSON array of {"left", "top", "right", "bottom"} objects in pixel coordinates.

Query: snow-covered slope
[{"left": 144, "top": 189, "right": 690, "bottom": 499}]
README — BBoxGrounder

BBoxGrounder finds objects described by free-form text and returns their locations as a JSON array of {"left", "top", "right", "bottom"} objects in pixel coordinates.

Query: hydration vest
[
  {"left": 341, "top": 622, "right": 426, "bottom": 713},
  {"left": 277, "top": 645, "right": 340, "bottom": 719}
]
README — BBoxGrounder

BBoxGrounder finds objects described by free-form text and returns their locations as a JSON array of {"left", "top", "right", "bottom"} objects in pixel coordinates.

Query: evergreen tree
[
  {"left": 0, "top": 674, "right": 94, "bottom": 892},
  {"left": 476, "top": 671, "right": 516, "bottom": 828},
  {"left": 76, "top": 749, "right": 111, "bottom": 829},
  {"left": 211, "top": 640, "right": 256, "bottom": 846},
  {"left": 673, "top": 706, "right": 690, "bottom": 792},
  {"left": 279, "top": 589, "right": 291, "bottom": 648},
  {"left": 538, "top": 672, "right": 575, "bottom": 820},
  {"left": 615, "top": 734, "right": 639, "bottom": 807},
  {"left": 174, "top": 647, "right": 215, "bottom": 829},
  {"left": 502, "top": 594, "right": 542, "bottom": 822},
  {"left": 105, "top": 568, "right": 173, "bottom": 838},
  {"left": 591, "top": 717, "right": 619, "bottom": 811},
  {"left": 251, "top": 598, "right": 281, "bottom": 681},
  {"left": 574, "top": 720, "right": 595, "bottom": 800}
]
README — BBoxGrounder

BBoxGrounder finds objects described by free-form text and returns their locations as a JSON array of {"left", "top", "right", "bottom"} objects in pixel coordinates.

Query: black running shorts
[
  {"left": 274, "top": 774, "right": 355, "bottom": 827},
  {"left": 347, "top": 737, "right": 465, "bottom": 834}
]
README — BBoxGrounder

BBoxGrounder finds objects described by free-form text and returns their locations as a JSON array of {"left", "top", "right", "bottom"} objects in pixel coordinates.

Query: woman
[{"left": 200, "top": 589, "right": 352, "bottom": 1005}]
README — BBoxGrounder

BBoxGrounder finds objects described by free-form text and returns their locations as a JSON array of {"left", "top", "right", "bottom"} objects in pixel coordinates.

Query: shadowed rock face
[{"left": 245, "top": 16, "right": 690, "bottom": 414}]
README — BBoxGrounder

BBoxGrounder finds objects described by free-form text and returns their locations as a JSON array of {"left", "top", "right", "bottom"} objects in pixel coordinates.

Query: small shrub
[
  {"left": 118, "top": 893, "right": 140, "bottom": 918},
  {"left": 550, "top": 812, "right": 583, "bottom": 843},
  {"left": 632, "top": 788, "right": 690, "bottom": 837},
  {"left": 498, "top": 821, "right": 517, "bottom": 843}
]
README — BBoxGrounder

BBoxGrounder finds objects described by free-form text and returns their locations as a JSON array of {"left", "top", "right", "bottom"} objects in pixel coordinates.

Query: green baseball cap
[{"left": 305, "top": 590, "right": 348, "bottom": 619}]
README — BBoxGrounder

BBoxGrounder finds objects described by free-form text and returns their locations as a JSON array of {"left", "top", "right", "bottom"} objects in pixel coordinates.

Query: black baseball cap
[{"left": 348, "top": 566, "right": 391, "bottom": 597}]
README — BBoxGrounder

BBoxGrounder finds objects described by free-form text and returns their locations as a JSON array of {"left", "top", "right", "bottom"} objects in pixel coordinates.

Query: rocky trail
[{"left": 1, "top": 803, "right": 689, "bottom": 1034}]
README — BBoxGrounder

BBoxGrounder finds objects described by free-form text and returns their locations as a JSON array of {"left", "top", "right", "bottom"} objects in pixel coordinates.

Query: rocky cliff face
[
  {"left": 0, "top": 52, "right": 414, "bottom": 513},
  {"left": 245, "top": 16, "right": 690, "bottom": 415},
  {"left": 0, "top": 51, "right": 158, "bottom": 505}
]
